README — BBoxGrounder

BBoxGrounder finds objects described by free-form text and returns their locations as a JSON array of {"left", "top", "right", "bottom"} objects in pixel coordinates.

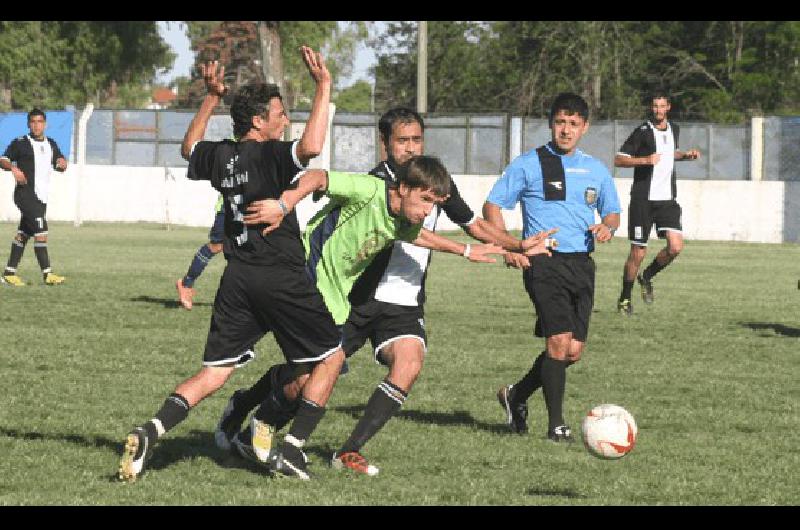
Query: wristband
[
  {"left": 604, "top": 225, "right": 616, "bottom": 236},
  {"left": 278, "top": 199, "right": 289, "bottom": 215},
  {"left": 462, "top": 244, "right": 471, "bottom": 258}
]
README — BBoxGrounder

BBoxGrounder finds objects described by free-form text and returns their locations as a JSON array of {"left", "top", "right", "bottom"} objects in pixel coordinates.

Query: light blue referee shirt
[{"left": 487, "top": 142, "right": 621, "bottom": 253}]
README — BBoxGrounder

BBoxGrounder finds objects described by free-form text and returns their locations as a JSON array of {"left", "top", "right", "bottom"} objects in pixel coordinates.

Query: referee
[
  {"left": 614, "top": 93, "right": 700, "bottom": 315},
  {"left": 484, "top": 93, "right": 621, "bottom": 442}
]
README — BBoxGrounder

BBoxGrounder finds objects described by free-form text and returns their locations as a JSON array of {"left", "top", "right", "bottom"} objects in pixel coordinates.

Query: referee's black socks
[
  {"left": 540, "top": 356, "right": 568, "bottom": 431},
  {"left": 513, "top": 351, "right": 546, "bottom": 402}
]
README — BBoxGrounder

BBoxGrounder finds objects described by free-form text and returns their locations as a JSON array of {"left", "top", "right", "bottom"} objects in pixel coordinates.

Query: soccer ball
[{"left": 581, "top": 404, "right": 637, "bottom": 459}]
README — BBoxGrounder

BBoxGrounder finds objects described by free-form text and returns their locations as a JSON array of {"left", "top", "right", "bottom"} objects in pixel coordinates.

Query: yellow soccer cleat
[
  {"left": 44, "top": 272, "right": 65, "bottom": 285},
  {"left": 2, "top": 273, "right": 26, "bottom": 286}
]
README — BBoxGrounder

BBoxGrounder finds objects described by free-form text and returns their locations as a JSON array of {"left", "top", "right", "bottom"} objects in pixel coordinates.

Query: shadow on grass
[
  {"left": 331, "top": 404, "right": 510, "bottom": 435},
  {"left": 0, "top": 426, "right": 269, "bottom": 480},
  {"left": 740, "top": 321, "right": 800, "bottom": 337},
  {"left": 525, "top": 486, "right": 587, "bottom": 499},
  {"left": 129, "top": 295, "right": 212, "bottom": 309}
]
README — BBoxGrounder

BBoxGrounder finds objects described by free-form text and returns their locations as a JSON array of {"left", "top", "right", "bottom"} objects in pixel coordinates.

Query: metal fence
[{"left": 22, "top": 108, "right": 800, "bottom": 181}]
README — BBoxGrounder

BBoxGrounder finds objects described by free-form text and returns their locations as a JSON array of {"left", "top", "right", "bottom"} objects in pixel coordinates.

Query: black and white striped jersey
[
  {"left": 617, "top": 121, "right": 680, "bottom": 201},
  {"left": 1, "top": 135, "right": 64, "bottom": 204},
  {"left": 347, "top": 160, "right": 477, "bottom": 307}
]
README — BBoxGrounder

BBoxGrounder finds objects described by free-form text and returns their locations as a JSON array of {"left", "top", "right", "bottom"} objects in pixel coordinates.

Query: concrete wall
[{"left": 1, "top": 166, "right": 798, "bottom": 244}]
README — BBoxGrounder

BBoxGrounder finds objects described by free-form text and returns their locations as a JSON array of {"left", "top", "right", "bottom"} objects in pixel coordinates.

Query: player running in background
[
  {"left": 1, "top": 108, "right": 68, "bottom": 286},
  {"left": 484, "top": 93, "right": 621, "bottom": 442},
  {"left": 175, "top": 194, "right": 224, "bottom": 310},
  {"left": 615, "top": 93, "right": 700, "bottom": 315}
]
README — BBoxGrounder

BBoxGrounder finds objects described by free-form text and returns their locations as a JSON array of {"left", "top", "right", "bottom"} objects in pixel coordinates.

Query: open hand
[
  {"left": 300, "top": 46, "right": 331, "bottom": 85},
  {"left": 201, "top": 61, "right": 228, "bottom": 97}
]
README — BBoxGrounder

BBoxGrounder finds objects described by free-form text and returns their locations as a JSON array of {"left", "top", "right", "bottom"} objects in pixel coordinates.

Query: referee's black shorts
[
  {"left": 203, "top": 258, "right": 342, "bottom": 367},
  {"left": 13, "top": 187, "right": 48, "bottom": 237},
  {"left": 341, "top": 299, "right": 427, "bottom": 365},
  {"left": 523, "top": 251, "right": 595, "bottom": 342}
]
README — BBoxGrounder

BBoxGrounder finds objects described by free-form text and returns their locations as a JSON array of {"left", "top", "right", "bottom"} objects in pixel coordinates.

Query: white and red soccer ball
[{"left": 581, "top": 404, "right": 637, "bottom": 459}]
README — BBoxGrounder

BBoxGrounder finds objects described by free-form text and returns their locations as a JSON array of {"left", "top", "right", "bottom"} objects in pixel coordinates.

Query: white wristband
[
  {"left": 462, "top": 244, "right": 471, "bottom": 258},
  {"left": 278, "top": 198, "right": 289, "bottom": 215}
]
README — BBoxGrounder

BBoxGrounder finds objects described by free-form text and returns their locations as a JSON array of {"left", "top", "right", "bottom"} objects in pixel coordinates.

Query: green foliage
[
  {"left": 334, "top": 80, "right": 373, "bottom": 112},
  {"left": 0, "top": 22, "right": 173, "bottom": 111},
  {"left": 0, "top": 222, "right": 798, "bottom": 505}
]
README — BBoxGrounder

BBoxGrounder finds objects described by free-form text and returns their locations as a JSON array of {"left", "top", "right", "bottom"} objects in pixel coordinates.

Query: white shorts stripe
[{"left": 374, "top": 334, "right": 426, "bottom": 364}]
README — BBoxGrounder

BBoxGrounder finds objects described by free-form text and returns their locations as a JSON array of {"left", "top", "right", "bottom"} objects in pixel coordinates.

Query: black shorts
[
  {"left": 341, "top": 299, "right": 426, "bottom": 366},
  {"left": 627, "top": 199, "right": 682, "bottom": 246},
  {"left": 14, "top": 188, "right": 48, "bottom": 237},
  {"left": 203, "top": 259, "right": 342, "bottom": 367},
  {"left": 523, "top": 252, "right": 595, "bottom": 342},
  {"left": 208, "top": 210, "right": 225, "bottom": 244}
]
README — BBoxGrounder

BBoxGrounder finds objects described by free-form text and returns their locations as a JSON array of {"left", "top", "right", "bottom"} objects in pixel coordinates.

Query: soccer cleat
[
  {"left": 232, "top": 428, "right": 272, "bottom": 467},
  {"left": 251, "top": 417, "right": 276, "bottom": 463},
  {"left": 269, "top": 443, "right": 311, "bottom": 480},
  {"left": 547, "top": 424, "right": 575, "bottom": 443},
  {"left": 497, "top": 384, "right": 529, "bottom": 434},
  {"left": 43, "top": 272, "right": 65, "bottom": 285},
  {"left": 2, "top": 273, "right": 26, "bottom": 286},
  {"left": 215, "top": 389, "right": 250, "bottom": 452},
  {"left": 617, "top": 298, "right": 633, "bottom": 316},
  {"left": 637, "top": 273, "right": 654, "bottom": 304},
  {"left": 118, "top": 427, "right": 151, "bottom": 483},
  {"left": 175, "top": 279, "right": 195, "bottom": 310},
  {"left": 331, "top": 451, "right": 379, "bottom": 476}
]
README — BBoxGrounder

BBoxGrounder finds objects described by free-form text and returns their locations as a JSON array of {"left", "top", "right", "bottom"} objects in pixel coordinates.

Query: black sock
[
  {"left": 148, "top": 393, "right": 191, "bottom": 439},
  {"left": 620, "top": 277, "right": 634, "bottom": 300},
  {"left": 6, "top": 238, "right": 26, "bottom": 273},
  {"left": 339, "top": 379, "right": 407, "bottom": 454},
  {"left": 512, "top": 352, "right": 546, "bottom": 402},
  {"left": 540, "top": 356, "right": 568, "bottom": 432},
  {"left": 283, "top": 398, "right": 325, "bottom": 448},
  {"left": 642, "top": 258, "right": 667, "bottom": 281},
  {"left": 34, "top": 242, "right": 50, "bottom": 275},
  {"left": 239, "top": 363, "right": 294, "bottom": 413},
  {"left": 254, "top": 382, "right": 299, "bottom": 429}
]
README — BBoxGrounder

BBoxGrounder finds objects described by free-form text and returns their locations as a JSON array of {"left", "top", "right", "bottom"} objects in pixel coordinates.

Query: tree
[
  {"left": 0, "top": 21, "right": 174, "bottom": 111},
  {"left": 334, "top": 80, "right": 373, "bottom": 112}
]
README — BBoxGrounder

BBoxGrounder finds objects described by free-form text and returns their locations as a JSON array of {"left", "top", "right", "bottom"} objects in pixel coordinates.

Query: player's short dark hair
[
  {"left": 395, "top": 155, "right": 450, "bottom": 198},
  {"left": 650, "top": 92, "right": 671, "bottom": 104},
  {"left": 230, "top": 82, "right": 282, "bottom": 139},
  {"left": 378, "top": 107, "right": 425, "bottom": 147},
  {"left": 549, "top": 93, "right": 589, "bottom": 124},
  {"left": 28, "top": 108, "right": 46, "bottom": 121}
]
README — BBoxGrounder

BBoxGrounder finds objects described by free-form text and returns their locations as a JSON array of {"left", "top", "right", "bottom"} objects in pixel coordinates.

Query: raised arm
[
  {"left": 295, "top": 46, "right": 332, "bottom": 166},
  {"left": 181, "top": 61, "right": 227, "bottom": 160},
  {"left": 242, "top": 169, "right": 329, "bottom": 234}
]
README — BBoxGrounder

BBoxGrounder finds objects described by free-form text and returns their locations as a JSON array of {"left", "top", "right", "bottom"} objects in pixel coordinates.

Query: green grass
[{"left": 0, "top": 221, "right": 798, "bottom": 505}]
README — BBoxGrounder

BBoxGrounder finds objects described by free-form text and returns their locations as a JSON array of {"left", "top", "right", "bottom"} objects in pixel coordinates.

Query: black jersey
[
  {"left": 347, "top": 159, "right": 476, "bottom": 307},
  {"left": 188, "top": 139, "right": 306, "bottom": 267},
  {"left": 618, "top": 121, "right": 680, "bottom": 201},
  {"left": 1, "top": 135, "right": 64, "bottom": 204}
]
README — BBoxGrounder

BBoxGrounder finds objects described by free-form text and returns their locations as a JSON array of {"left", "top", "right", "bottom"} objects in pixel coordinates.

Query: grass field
[{"left": 0, "top": 221, "right": 798, "bottom": 506}]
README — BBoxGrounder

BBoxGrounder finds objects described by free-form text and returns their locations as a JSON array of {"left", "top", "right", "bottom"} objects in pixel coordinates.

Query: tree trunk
[{"left": 257, "top": 21, "right": 285, "bottom": 97}]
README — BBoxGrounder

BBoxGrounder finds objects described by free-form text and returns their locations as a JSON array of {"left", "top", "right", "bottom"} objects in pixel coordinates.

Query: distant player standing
[
  {"left": 615, "top": 93, "right": 700, "bottom": 315},
  {"left": 0, "top": 108, "right": 68, "bottom": 286},
  {"left": 175, "top": 195, "right": 224, "bottom": 310},
  {"left": 484, "top": 93, "right": 621, "bottom": 442}
]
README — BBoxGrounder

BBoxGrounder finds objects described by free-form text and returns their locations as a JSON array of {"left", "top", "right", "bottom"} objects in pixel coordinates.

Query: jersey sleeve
[
  {"left": 442, "top": 178, "right": 476, "bottom": 226},
  {"left": 263, "top": 140, "right": 305, "bottom": 189},
  {"left": 48, "top": 138, "right": 64, "bottom": 167},
  {"left": 596, "top": 164, "right": 622, "bottom": 218},
  {"left": 1, "top": 138, "right": 22, "bottom": 162},
  {"left": 325, "top": 171, "right": 381, "bottom": 204},
  {"left": 618, "top": 127, "right": 645, "bottom": 157},
  {"left": 187, "top": 141, "right": 217, "bottom": 182},
  {"left": 486, "top": 162, "right": 527, "bottom": 210}
]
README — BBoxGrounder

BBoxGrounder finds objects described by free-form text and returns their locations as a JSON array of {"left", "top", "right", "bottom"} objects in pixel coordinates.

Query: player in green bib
[{"left": 220, "top": 155, "right": 553, "bottom": 475}]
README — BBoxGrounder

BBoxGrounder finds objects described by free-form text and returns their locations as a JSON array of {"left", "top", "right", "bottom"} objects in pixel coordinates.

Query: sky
[{"left": 155, "top": 21, "right": 377, "bottom": 88}]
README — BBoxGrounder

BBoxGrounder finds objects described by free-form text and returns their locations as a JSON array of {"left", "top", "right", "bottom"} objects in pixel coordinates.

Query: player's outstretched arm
[
  {"left": 244, "top": 169, "right": 329, "bottom": 235},
  {"left": 412, "top": 228, "right": 505, "bottom": 263},
  {"left": 296, "top": 46, "right": 332, "bottom": 166},
  {"left": 181, "top": 61, "right": 227, "bottom": 160},
  {"left": 482, "top": 201, "right": 534, "bottom": 268}
]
